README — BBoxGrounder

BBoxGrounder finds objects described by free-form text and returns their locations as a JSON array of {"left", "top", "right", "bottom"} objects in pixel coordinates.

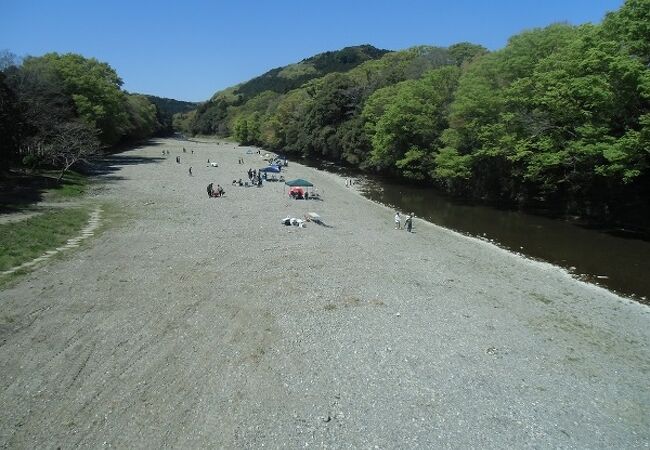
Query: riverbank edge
[{"left": 222, "top": 138, "right": 647, "bottom": 309}]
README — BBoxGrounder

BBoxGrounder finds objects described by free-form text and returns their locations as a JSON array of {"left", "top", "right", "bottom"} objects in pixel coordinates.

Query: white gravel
[{"left": 0, "top": 137, "right": 648, "bottom": 449}]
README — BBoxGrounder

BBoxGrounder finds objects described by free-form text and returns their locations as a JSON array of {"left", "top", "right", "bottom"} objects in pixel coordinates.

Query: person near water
[
  {"left": 394, "top": 212, "right": 401, "bottom": 229},
  {"left": 405, "top": 212, "right": 414, "bottom": 232}
]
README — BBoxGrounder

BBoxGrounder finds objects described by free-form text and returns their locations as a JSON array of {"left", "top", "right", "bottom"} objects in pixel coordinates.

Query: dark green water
[{"left": 303, "top": 159, "right": 650, "bottom": 302}]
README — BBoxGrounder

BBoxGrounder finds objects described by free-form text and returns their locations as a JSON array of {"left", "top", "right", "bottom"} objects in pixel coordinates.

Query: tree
[
  {"left": 22, "top": 53, "right": 129, "bottom": 145},
  {"left": 47, "top": 121, "right": 100, "bottom": 180},
  {"left": 123, "top": 94, "right": 160, "bottom": 140},
  {"left": 0, "top": 49, "right": 21, "bottom": 71},
  {"left": 363, "top": 66, "right": 461, "bottom": 179},
  {"left": 0, "top": 72, "right": 22, "bottom": 173},
  {"left": 447, "top": 42, "right": 488, "bottom": 66},
  {"left": 603, "top": 0, "right": 650, "bottom": 64}
]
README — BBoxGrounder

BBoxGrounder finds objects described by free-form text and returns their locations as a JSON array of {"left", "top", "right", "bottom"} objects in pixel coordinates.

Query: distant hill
[
  {"left": 214, "top": 44, "right": 391, "bottom": 102},
  {"left": 142, "top": 95, "right": 197, "bottom": 134},
  {"left": 144, "top": 95, "right": 197, "bottom": 116}
]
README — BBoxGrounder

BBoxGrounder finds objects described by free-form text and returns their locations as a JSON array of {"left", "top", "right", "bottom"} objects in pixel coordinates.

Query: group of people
[
  {"left": 207, "top": 182, "right": 224, "bottom": 198},
  {"left": 289, "top": 190, "right": 308, "bottom": 200},
  {"left": 247, "top": 168, "right": 263, "bottom": 186},
  {"left": 345, "top": 178, "right": 354, "bottom": 187},
  {"left": 394, "top": 211, "right": 415, "bottom": 232}
]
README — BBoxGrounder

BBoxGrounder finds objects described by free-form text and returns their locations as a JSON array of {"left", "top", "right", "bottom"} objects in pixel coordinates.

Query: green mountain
[{"left": 226, "top": 44, "right": 391, "bottom": 102}]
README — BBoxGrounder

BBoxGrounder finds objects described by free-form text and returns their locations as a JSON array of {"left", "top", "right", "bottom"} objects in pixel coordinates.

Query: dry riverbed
[{"left": 1, "top": 138, "right": 648, "bottom": 448}]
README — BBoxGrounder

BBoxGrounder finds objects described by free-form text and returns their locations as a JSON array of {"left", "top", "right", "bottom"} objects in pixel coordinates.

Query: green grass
[
  {"left": 0, "top": 207, "right": 90, "bottom": 271},
  {"left": 45, "top": 170, "right": 89, "bottom": 200}
]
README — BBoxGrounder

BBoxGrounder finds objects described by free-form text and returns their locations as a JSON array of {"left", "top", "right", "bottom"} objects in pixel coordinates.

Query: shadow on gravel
[
  {"left": 89, "top": 154, "right": 165, "bottom": 182},
  {"left": 0, "top": 149, "right": 164, "bottom": 213}
]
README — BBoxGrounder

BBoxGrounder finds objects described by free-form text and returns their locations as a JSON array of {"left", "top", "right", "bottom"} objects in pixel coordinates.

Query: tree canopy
[{"left": 1, "top": 52, "right": 170, "bottom": 176}]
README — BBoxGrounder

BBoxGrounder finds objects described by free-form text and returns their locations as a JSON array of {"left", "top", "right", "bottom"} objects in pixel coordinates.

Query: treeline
[
  {"left": 0, "top": 52, "right": 166, "bottom": 178},
  {"left": 182, "top": 0, "right": 649, "bottom": 227}
]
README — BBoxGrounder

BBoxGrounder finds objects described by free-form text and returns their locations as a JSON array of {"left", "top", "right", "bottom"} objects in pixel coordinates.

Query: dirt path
[{"left": 1, "top": 138, "right": 648, "bottom": 448}]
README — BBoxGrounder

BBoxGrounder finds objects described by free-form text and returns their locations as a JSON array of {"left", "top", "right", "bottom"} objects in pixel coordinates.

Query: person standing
[
  {"left": 189, "top": 166, "right": 192, "bottom": 176},
  {"left": 207, "top": 182, "right": 213, "bottom": 198},
  {"left": 406, "top": 212, "right": 414, "bottom": 232},
  {"left": 394, "top": 212, "right": 401, "bottom": 229}
]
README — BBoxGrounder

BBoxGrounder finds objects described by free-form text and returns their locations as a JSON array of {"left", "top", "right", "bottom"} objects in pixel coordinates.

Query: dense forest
[
  {"left": 0, "top": 52, "right": 181, "bottom": 178},
  {"left": 144, "top": 95, "right": 197, "bottom": 136},
  {"left": 182, "top": 0, "right": 649, "bottom": 229}
]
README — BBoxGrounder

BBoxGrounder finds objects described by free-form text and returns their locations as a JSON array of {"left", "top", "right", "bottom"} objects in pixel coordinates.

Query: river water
[{"left": 302, "top": 159, "right": 650, "bottom": 302}]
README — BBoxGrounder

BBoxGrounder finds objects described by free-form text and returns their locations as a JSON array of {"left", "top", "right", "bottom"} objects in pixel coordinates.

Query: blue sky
[{"left": 1, "top": 0, "right": 624, "bottom": 102}]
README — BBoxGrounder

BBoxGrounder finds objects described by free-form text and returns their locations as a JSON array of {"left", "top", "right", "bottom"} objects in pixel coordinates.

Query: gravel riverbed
[{"left": 1, "top": 138, "right": 648, "bottom": 448}]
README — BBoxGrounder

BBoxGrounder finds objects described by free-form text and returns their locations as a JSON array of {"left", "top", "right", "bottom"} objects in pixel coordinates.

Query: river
[{"left": 302, "top": 159, "right": 650, "bottom": 303}]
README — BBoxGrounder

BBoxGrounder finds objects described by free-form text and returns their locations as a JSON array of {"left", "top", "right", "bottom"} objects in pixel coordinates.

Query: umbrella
[{"left": 285, "top": 178, "right": 313, "bottom": 187}]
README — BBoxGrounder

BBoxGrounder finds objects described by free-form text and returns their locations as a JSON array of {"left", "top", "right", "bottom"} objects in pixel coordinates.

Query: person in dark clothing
[
  {"left": 405, "top": 213, "right": 414, "bottom": 232},
  {"left": 207, "top": 183, "right": 213, "bottom": 198}
]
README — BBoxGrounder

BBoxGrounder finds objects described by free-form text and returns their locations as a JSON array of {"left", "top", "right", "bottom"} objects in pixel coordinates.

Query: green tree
[
  {"left": 447, "top": 42, "right": 488, "bottom": 66},
  {"left": 123, "top": 94, "right": 160, "bottom": 140},
  {"left": 363, "top": 66, "right": 461, "bottom": 179},
  {"left": 22, "top": 53, "right": 129, "bottom": 145},
  {"left": 603, "top": 0, "right": 650, "bottom": 64}
]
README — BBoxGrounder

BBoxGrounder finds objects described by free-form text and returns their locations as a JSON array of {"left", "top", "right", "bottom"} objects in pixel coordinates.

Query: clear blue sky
[{"left": 1, "top": 0, "right": 624, "bottom": 102}]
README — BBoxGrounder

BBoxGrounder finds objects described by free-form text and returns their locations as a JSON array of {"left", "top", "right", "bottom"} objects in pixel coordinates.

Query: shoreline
[{"left": 267, "top": 142, "right": 645, "bottom": 307}]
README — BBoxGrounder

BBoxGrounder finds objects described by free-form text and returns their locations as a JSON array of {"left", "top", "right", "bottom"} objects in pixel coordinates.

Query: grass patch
[
  {"left": 0, "top": 169, "right": 90, "bottom": 212},
  {"left": 44, "top": 170, "right": 89, "bottom": 200},
  {"left": 0, "top": 207, "right": 89, "bottom": 271}
]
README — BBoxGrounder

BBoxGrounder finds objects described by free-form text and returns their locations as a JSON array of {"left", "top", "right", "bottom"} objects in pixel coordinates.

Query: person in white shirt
[{"left": 394, "top": 212, "right": 401, "bottom": 229}]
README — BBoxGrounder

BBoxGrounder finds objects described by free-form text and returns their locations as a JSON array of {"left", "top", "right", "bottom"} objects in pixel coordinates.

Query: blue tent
[{"left": 260, "top": 165, "right": 281, "bottom": 173}]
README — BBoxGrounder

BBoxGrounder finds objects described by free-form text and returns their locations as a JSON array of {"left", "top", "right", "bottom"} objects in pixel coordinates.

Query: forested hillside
[
  {"left": 0, "top": 52, "right": 171, "bottom": 177},
  {"left": 187, "top": 45, "right": 392, "bottom": 135},
  {"left": 143, "top": 95, "right": 197, "bottom": 135},
  {"left": 179, "top": 0, "right": 649, "bottom": 228}
]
